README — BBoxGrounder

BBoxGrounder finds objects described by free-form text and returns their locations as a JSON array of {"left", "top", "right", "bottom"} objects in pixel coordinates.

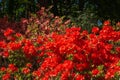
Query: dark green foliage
[
  {"left": 90, "top": 0, "right": 120, "bottom": 21},
  {"left": 0, "top": 0, "right": 38, "bottom": 21},
  {"left": 0, "top": 0, "right": 120, "bottom": 22},
  {"left": 68, "top": 2, "right": 99, "bottom": 32}
]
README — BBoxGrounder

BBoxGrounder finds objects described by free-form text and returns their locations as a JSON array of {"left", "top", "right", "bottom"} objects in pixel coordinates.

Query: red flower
[
  {"left": 92, "top": 69, "right": 100, "bottom": 76},
  {"left": 37, "top": 36, "right": 43, "bottom": 44},
  {"left": 22, "top": 67, "right": 30, "bottom": 74},
  {"left": 42, "top": 76, "right": 49, "bottom": 80},
  {"left": 2, "top": 73, "right": 10, "bottom": 80},
  {"left": 51, "top": 64, "right": 63, "bottom": 76},
  {"left": 105, "top": 44, "right": 113, "bottom": 51},
  {"left": 26, "top": 63, "right": 32, "bottom": 69},
  {"left": 15, "top": 33, "right": 22, "bottom": 37},
  {"left": 103, "top": 20, "right": 110, "bottom": 26},
  {"left": 76, "top": 63, "right": 89, "bottom": 71},
  {"left": 32, "top": 70, "right": 41, "bottom": 77},
  {"left": 62, "top": 60, "right": 73, "bottom": 71},
  {"left": 81, "top": 30, "right": 88, "bottom": 36},
  {"left": 61, "top": 71, "right": 70, "bottom": 80},
  {"left": 92, "top": 27, "right": 99, "bottom": 34},
  {"left": 116, "top": 47, "right": 120, "bottom": 53},
  {"left": 91, "top": 53, "right": 98, "bottom": 59},
  {"left": 4, "top": 28, "right": 14, "bottom": 37},
  {"left": 23, "top": 45, "right": 37, "bottom": 58},
  {"left": 105, "top": 69, "right": 115, "bottom": 79},
  {"left": 8, "top": 64, "right": 18, "bottom": 72},
  {"left": 3, "top": 51, "right": 9, "bottom": 58},
  {"left": 0, "top": 41, "right": 6, "bottom": 49},
  {"left": 0, "top": 67, "right": 6, "bottom": 72},
  {"left": 8, "top": 42, "right": 22, "bottom": 51},
  {"left": 76, "top": 74, "right": 85, "bottom": 80}
]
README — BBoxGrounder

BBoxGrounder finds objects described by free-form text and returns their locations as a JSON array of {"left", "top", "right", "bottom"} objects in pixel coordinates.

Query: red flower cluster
[
  {"left": 29, "top": 25, "right": 120, "bottom": 79},
  {"left": 7, "top": 64, "right": 18, "bottom": 73},
  {"left": 0, "top": 22, "right": 120, "bottom": 80},
  {"left": 4, "top": 28, "right": 14, "bottom": 37},
  {"left": 22, "top": 67, "right": 30, "bottom": 74},
  {"left": 2, "top": 73, "right": 10, "bottom": 80}
]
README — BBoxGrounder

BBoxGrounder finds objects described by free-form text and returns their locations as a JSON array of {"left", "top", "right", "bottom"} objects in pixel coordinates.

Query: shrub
[
  {"left": 21, "top": 7, "right": 72, "bottom": 39},
  {"left": 0, "top": 7, "right": 72, "bottom": 41},
  {"left": 68, "top": 3, "right": 99, "bottom": 33},
  {"left": 0, "top": 21, "right": 120, "bottom": 79}
]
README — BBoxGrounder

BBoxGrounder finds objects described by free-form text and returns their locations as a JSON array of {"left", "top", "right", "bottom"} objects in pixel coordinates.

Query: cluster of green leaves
[
  {"left": 0, "top": 0, "right": 38, "bottom": 21},
  {"left": 68, "top": 2, "right": 99, "bottom": 32}
]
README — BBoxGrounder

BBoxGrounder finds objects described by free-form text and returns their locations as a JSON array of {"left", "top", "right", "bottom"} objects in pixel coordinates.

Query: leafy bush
[
  {"left": 21, "top": 7, "right": 72, "bottom": 39},
  {"left": 68, "top": 3, "right": 99, "bottom": 33},
  {"left": 0, "top": 7, "right": 72, "bottom": 40},
  {"left": 0, "top": 20, "right": 120, "bottom": 80}
]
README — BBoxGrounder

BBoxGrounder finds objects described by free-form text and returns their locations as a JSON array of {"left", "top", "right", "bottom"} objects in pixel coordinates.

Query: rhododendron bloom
[
  {"left": 92, "top": 27, "right": 99, "bottom": 34},
  {"left": 22, "top": 68, "right": 30, "bottom": 74},
  {"left": 76, "top": 74, "right": 85, "bottom": 80},
  {"left": 8, "top": 42, "right": 22, "bottom": 51},
  {"left": 8, "top": 64, "right": 18, "bottom": 72},
  {"left": 26, "top": 63, "right": 32, "bottom": 68},
  {"left": 116, "top": 47, "right": 120, "bottom": 52},
  {"left": 32, "top": 70, "right": 41, "bottom": 77},
  {"left": 105, "top": 44, "right": 113, "bottom": 51},
  {"left": 0, "top": 41, "right": 6, "bottom": 48},
  {"left": 92, "top": 69, "right": 100, "bottom": 76},
  {"left": 76, "top": 63, "right": 89, "bottom": 71},
  {"left": 62, "top": 60, "right": 73, "bottom": 71},
  {"left": 103, "top": 20, "right": 110, "bottom": 26},
  {"left": 23, "top": 45, "right": 37, "bottom": 58},
  {"left": 3, "top": 51, "right": 9, "bottom": 58},
  {"left": 2, "top": 73, "right": 11, "bottom": 80},
  {"left": 0, "top": 67, "right": 6, "bottom": 72},
  {"left": 4, "top": 28, "right": 14, "bottom": 37},
  {"left": 61, "top": 71, "right": 70, "bottom": 80},
  {"left": 105, "top": 69, "right": 115, "bottom": 79},
  {"left": 15, "top": 33, "right": 22, "bottom": 37}
]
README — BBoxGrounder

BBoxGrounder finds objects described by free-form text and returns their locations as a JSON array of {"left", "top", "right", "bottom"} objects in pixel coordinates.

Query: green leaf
[{"left": 97, "top": 65, "right": 104, "bottom": 70}]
